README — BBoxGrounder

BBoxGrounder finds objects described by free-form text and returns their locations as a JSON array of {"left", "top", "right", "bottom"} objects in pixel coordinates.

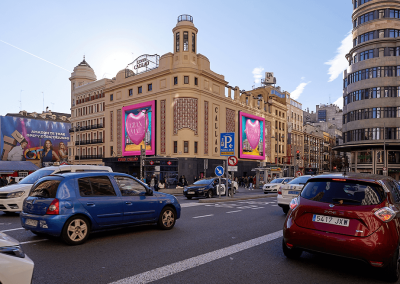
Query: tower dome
[{"left": 69, "top": 56, "right": 97, "bottom": 90}]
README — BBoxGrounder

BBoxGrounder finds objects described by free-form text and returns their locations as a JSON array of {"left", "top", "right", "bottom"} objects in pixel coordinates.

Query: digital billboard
[
  {"left": 239, "top": 112, "right": 265, "bottom": 160},
  {"left": 122, "top": 100, "right": 156, "bottom": 156},
  {"left": 0, "top": 116, "right": 71, "bottom": 167}
]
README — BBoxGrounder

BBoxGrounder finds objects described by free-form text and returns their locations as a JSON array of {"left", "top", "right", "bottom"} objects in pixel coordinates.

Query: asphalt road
[{"left": 0, "top": 189, "right": 397, "bottom": 284}]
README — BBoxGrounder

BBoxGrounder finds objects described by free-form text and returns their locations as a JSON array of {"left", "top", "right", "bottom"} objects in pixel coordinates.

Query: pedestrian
[
  {"left": 249, "top": 175, "right": 253, "bottom": 190},
  {"left": 9, "top": 177, "right": 16, "bottom": 185},
  {"left": 149, "top": 174, "right": 159, "bottom": 191},
  {"left": 244, "top": 176, "right": 248, "bottom": 189},
  {"left": 182, "top": 175, "right": 188, "bottom": 186},
  {"left": 194, "top": 176, "right": 198, "bottom": 182},
  {"left": 253, "top": 176, "right": 256, "bottom": 190},
  {"left": 0, "top": 176, "right": 8, "bottom": 187}
]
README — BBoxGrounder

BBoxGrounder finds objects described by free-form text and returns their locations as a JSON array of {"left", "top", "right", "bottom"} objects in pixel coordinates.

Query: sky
[{"left": 0, "top": 0, "right": 353, "bottom": 116}]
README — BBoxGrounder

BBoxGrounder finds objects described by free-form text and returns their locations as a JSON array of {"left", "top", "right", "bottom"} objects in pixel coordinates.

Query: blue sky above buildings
[{"left": 0, "top": 0, "right": 352, "bottom": 115}]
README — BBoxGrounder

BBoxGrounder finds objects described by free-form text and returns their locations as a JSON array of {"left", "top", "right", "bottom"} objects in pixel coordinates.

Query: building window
[
  {"left": 174, "top": 141, "right": 177, "bottom": 153},
  {"left": 192, "top": 33, "right": 195, "bottom": 52},
  {"left": 194, "top": 77, "right": 198, "bottom": 85},
  {"left": 174, "top": 77, "right": 178, "bottom": 85},
  {"left": 138, "top": 86, "right": 142, "bottom": 94},
  {"left": 184, "top": 141, "right": 189, "bottom": 153},
  {"left": 110, "top": 94, "right": 113, "bottom": 101},
  {"left": 183, "top": 31, "right": 189, "bottom": 51},
  {"left": 184, "top": 76, "right": 189, "bottom": 84},
  {"left": 194, "top": 141, "right": 198, "bottom": 154},
  {"left": 176, "top": 32, "right": 180, "bottom": 52},
  {"left": 110, "top": 111, "right": 113, "bottom": 142},
  {"left": 129, "top": 89, "right": 133, "bottom": 96},
  {"left": 148, "top": 84, "right": 152, "bottom": 91},
  {"left": 110, "top": 146, "right": 114, "bottom": 156}
]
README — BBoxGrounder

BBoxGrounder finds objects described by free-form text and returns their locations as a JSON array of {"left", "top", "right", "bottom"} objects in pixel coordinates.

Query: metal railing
[
  {"left": 177, "top": 14, "right": 193, "bottom": 23},
  {"left": 74, "top": 154, "right": 104, "bottom": 160}
]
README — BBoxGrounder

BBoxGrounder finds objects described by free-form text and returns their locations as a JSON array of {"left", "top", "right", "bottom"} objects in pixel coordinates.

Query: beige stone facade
[{"left": 68, "top": 15, "right": 289, "bottom": 181}]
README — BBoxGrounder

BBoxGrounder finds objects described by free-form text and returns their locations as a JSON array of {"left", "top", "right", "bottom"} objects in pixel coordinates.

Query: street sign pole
[{"left": 226, "top": 156, "right": 229, "bottom": 197}]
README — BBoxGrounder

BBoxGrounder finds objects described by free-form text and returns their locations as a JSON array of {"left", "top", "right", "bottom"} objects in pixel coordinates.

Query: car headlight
[
  {"left": 0, "top": 245, "right": 25, "bottom": 258},
  {"left": 7, "top": 191, "right": 25, "bottom": 199}
]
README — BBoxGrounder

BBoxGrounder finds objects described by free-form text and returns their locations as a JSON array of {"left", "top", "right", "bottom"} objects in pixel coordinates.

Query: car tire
[
  {"left": 282, "top": 206, "right": 289, "bottom": 214},
  {"left": 158, "top": 207, "right": 176, "bottom": 230},
  {"left": 186, "top": 196, "right": 192, "bottom": 200},
  {"left": 384, "top": 245, "right": 400, "bottom": 282},
  {"left": 207, "top": 190, "right": 213, "bottom": 198},
  {"left": 61, "top": 216, "right": 90, "bottom": 246},
  {"left": 282, "top": 239, "right": 302, "bottom": 259}
]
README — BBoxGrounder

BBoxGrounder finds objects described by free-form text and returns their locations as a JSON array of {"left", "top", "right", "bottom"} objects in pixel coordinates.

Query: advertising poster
[
  {"left": 0, "top": 116, "right": 71, "bottom": 167},
  {"left": 122, "top": 101, "right": 156, "bottom": 156},
  {"left": 239, "top": 112, "right": 265, "bottom": 160}
]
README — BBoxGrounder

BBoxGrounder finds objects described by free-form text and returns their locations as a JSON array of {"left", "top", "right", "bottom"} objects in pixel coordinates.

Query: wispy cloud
[
  {"left": 0, "top": 39, "right": 70, "bottom": 72},
  {"left": 252, "top": 67, "right": 264, "bottom": 84},
  {"left": 333, "top": 96, "right": 343, "bottom": 108},
  {"left": 291, "top": 81, "right": 311, "bottom": 100},
  {"left": 325, "top": 31, "right": 352, "bottom": 82}
]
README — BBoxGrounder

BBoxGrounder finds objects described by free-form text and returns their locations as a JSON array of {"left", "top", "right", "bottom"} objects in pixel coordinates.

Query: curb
[{"left": 198, "top": 194, "right": 277, "bottom": 203}]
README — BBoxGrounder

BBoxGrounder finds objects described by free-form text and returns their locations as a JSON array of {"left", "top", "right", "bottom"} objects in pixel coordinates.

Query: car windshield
[
  {"left": 193, "top": 179, "right": 213, "bottom": 185},
  {"left": 301, "top": 179, "right": 386, "bottom": 205},
  {"left": 271, "top": 178, "right": 285, "bottom": 184},
  {"left": 288, "top": 176, "right": 311, "bottom": 185},
  {"left": 19, "top": 169, "right": 54, "bottom": 185}
]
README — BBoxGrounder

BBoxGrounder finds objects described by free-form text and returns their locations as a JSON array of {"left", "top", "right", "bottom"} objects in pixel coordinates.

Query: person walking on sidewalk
[
  {"left": 249, "top": 175, "right": 253, "bottom": 190},
  {"left": 252, "top": 176, "right": 256, "bottom": 190},
  {"left": 244, "top": 176, "right": 248, "bottom": 189}
]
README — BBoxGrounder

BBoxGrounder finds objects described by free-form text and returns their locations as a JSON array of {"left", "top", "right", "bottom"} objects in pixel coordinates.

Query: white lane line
[
  {"left": 110, "top": 230, "right": 283, "bottom": 284},
  {"left": 1, "top": 228, "right": 25, "bottom": 232},
  {"left": 193, "top": 214, "right": 214, "bottom": 219},
  {"left": 20, "top": 239, "right": 47, "bottom": 245},
  {"left": 251, "top": 207, "right": 264, "bottom": 210},
  {"left": 180, "top": 203, "right": 205, "bottom": 208},
  {"left": 226, "top": 210, "right": 242, "bottom": 214},
  {"left": 272, "top": 205, "right": 278, "bottom": 207}
]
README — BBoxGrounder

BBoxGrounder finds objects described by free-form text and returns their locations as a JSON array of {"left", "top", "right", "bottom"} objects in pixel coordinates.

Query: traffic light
[{"left": 296, "top": 150, "right": 300, "bottom": 160}]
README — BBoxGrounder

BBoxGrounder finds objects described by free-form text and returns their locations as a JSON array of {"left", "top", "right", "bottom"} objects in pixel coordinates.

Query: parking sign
[{"left": 220, "top": 133, "right": 235, "bottom": 156}]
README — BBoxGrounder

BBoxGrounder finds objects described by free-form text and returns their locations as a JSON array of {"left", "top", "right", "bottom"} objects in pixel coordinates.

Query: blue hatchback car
[{"left": 20, "top": 172, "right": 181, "bottom": 245}]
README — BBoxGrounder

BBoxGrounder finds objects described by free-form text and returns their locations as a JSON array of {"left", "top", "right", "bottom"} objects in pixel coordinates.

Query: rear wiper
[{"left": 332, "top": 198, "right": 361, "bottom": 204}]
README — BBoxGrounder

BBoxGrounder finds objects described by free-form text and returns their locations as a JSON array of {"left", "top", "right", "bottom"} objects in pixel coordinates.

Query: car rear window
[
  {"left": 78, "top": 176, "right": 116, "bottom": 196},
  {"left": 288, "top": 176, "right": 311, "bottom": 185},
  {"left": 300, "top": 179, "right": 386, "bottom": 205},
  {"left": 29, "top": 180, "right": 61, "bottom": 198}
]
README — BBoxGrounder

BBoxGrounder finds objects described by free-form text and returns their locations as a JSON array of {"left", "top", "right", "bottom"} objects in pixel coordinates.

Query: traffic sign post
[
  {"left": 228, "top": 156, "right": 238, "bottom": 166},
  {"left": 215, "top": 166, "right": 224, "bottom": 198},
  {"left": 220, "top": 133, "right": 235, "bottom": 198}
]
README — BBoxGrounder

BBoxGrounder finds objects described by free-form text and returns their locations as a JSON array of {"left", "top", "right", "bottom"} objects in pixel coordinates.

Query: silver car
[{"left": 263, "top": 177, "right": 293, "bottom": 193}]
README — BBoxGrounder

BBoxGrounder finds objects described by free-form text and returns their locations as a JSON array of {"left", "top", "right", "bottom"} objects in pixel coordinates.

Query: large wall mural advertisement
[
  {"left": 0, "top": 116, "right": 71, "bottom": 167},
  {"left": 122, "top": 101, "right": 156, "bottom": 156},
  {"left": 239, "top": 112, "right": 265, "bottom": 160}
]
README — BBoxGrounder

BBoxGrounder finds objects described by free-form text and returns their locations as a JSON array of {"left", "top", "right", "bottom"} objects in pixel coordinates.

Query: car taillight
[
  {"left": 374, "top": 207, "right": 396, "bottom": 222},
  {"left": 46, "top": 198, "right": 59, "bottom": 215},
  {"left": 289, "top": 197, "right": 299, "bottom": 210},
  {"left": 278, "top": 186, "right": 283, "bottom": 195}
]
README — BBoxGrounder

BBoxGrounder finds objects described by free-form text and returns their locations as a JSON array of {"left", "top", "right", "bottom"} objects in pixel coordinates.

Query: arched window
[{"left": 176, "top": 32, "right": 180, "bottom": 52}]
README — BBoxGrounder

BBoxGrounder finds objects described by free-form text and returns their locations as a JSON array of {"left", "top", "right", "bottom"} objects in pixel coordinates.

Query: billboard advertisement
[
  {"left": 122, "top": 100, "right": 156, "bottom": 156},
  {"left": 0, "top": 116, "right": 71, "bottom": 167},
  {"left": 239, "top": 112, "right": 265, "bottom": 160}
]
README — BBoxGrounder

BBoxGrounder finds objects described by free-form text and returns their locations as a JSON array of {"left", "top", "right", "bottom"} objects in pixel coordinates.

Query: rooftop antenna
[{"left": 19, "top": 90, "right": 23, "bottom": 111}]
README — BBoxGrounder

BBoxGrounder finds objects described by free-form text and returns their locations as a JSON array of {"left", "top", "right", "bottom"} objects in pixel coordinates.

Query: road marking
[
  {"left": 272, "top": 205, "right": 278, "bottom": 207},
  {"left": 226, "top": 210, "right": 242, "bottom": 214},
  {"left": 251, "top": 207, "right": 264, "bottom": 210},
  {"left": 20, "top": 239, "right": 47, "bottom": 245},
  {"left": 193, "top": 214, "right": 214, "bottom": 219},
  {"left": 180, "top": 203, "right": 205, "bottom": 208},
  {"left": 1, "top": 227, "right": 25, "bottom": 232},
  {"left": 110, "top": 230, "right": 283, "bottom": 284}
]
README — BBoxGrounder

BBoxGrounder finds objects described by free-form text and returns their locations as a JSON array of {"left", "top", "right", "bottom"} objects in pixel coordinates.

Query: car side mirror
[{"left": 146, "top": 188, "right": 154, "bottom": 196}]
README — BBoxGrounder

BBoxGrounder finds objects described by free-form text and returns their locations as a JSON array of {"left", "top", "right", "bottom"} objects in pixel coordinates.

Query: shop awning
[{"left": 0, "top": 161, "right": 39, "bottom": 172}]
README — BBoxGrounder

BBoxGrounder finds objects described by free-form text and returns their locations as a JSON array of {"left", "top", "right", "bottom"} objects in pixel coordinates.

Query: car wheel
[
  {"left": 158, "top": 207, "right": 176, "bottom": 230},
  {"left": 282, "top": 239, "right": 302, "bottom": 259},
  {"left": 186, "top": 196, "right": 192, "bottom": 200},
  {"left": 61, "top": 216, "right": 90, "bottom": 246},
  {"left": 207, "top": 190, "right": 213, "bottom": 198},
  {"left": 384, "top": 245, "right": 400, "bottom": 282},
  {"left": 282, "top": 206, "right": 289, "bottom": 214}
]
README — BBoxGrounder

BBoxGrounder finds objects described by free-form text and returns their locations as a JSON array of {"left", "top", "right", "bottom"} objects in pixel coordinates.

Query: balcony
[
  {"left": 69, "top": 128, "right": 75, "bottom": 133},
  {"left": 74, "top": 139, "right": 103, "bottom": 146},
  {"left": 74, "top": 154, "right": 104, "bottom": 160}
]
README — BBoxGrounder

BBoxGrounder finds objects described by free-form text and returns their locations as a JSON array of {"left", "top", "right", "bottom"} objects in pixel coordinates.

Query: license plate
[
  {"left": 288, "top": 191, "right": 298, "bottom": 195},
  {"left": 188, "top": 192, "right": 195, "bottom": 194},
  {"left": 25, "top": 219, "right": 38, "bottom": 227},
  {"left": 313, "top": 214, "right": 350, "bottom": 227}
]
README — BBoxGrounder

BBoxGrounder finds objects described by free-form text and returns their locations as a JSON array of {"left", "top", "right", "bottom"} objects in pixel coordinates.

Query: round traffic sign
[
  {"left": 167, "top": 161, "right": 172, "bottom": 165},
  {"left": 383, "top": 167, "right": 387, "bottom": 171},
  {"left": 228, "top": 156, "right": 238, "bottom": 166},
  {"left": 149, "top": 161, "right": 154, "bottom": 165},
  {"left": 215, "top": 166, "right": 224, "bottom": 177},
  {"left": 296, "top": 171, "right": 302, "bottom": 177}
]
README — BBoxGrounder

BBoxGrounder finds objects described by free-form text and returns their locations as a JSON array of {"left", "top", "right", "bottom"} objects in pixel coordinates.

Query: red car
[{"left": 283, "top": 173, "right": 400, "bottom": 282}]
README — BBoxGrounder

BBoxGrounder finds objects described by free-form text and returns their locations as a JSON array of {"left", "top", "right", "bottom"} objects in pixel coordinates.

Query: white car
[
  {"left": 0, "top": 165, "right": 112, "bottom": 213},
  {"left": 262, "top": 177, "right": 293, "bottom": 193},
  {"left": 0, "top": 232, "right": 34, "bottom": 284},
  {"left": 277, "top": 175, "right": 314, "bottom": 214}
]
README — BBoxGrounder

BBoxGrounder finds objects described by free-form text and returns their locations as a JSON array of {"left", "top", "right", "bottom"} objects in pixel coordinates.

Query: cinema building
[
  {"left": 68, "top": 15, "right": 290, "bottom": 183},
  {"left": 335, "top": 0, "right": 400, "bottom": 181}
]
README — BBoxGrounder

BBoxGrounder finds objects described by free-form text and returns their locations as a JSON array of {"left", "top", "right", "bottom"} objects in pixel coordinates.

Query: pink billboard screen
[{"left": 239, "top": 111, "right": 265, "bottom": 160}]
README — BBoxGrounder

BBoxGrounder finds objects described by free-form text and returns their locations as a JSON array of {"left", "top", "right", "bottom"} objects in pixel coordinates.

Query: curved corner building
[{"left": 340, "top": 0, "right": 400, "bottom": 180}]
